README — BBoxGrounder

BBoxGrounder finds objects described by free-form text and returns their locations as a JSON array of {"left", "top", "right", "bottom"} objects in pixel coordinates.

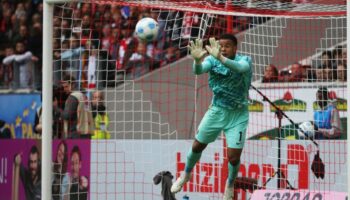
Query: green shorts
[{"left": 195, "top": 105, "right": 249, "bottom": 149}]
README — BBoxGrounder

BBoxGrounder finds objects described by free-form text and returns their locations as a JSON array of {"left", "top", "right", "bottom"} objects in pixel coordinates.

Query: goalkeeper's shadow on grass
[{"left": 237, "top": 85, "right": 325, "bottom": 192}]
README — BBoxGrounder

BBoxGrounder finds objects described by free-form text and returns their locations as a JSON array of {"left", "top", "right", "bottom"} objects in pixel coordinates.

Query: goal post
[
  {"left": 42, "top": 1, "right": 53, "bottom": 200},
  {"left": 347, "top": 2, "right": 350, "bottom": 200},
  {"left": 42, "top": 1, "right": 348, "bottom": 199}
]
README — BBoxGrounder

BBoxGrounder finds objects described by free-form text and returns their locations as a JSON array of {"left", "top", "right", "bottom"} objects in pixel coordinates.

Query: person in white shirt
[{"left": 2, "top": 40, "right": 38, "bottom": 89}]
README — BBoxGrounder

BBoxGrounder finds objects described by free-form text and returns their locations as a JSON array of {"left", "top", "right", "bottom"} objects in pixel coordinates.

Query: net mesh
[
  {"left": 50, "top": 0, "right": 347, "bottom": 199},
  {"left": 92, "top": 0, "right": 346, "bottom": 16}
]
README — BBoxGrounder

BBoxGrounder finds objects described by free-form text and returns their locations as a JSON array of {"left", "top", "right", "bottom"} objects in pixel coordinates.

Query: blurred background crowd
[
  {"left": 0, "top": 1, "right": 346, "bottom": 92},
  {"left": 262, "top": 46, "right": 347, "bottom": 83}
]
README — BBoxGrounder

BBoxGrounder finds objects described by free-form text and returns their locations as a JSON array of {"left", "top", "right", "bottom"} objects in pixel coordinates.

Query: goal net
[{"left": 47, "top": 0, "right": 347, "bottom": 199}]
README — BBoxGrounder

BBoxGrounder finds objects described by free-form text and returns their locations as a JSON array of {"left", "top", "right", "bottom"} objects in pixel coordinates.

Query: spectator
[
  {"left": 28, "top": 22, "right": 42, "bottom": 90},
  {"left": 93, "top": 4, "right": 107, "bottom": 20},
  {"left": 34, "top": 89, "right": 64, "bottom": 138},
  {"left": 341, "top": 48, "right": 347, "bottom": 67},
  {"left": 80, "top": 3, "right": 91, "bottom": 16},
  {"left": 101, "top": 24, "right": 113, "bottom": 52},
  {"left": 336, "top": 63, "right": 347, "bottom": 82},
  {"left": 60, "top": 19, "right": 71, "bottom": 41},
  {"left": 323, "top": 66, "right": 334, "bottom": 82},
  {"left": 110, "top": 25, "right": 122, "bottom": 60},
  {"left": 102, "top": 9, "right": 112, "bottom": 23},
  {"left": 60, "top": 35, "right": 85, "bottom": 84},
  {"left": 53, "top": 89, "right": 64, "bottom": 139},
  {"left": 163, "top": 46, "right": 181, "bottom": 65},
  {"left": 0, "top": 45, "right": 14, "bottom": 88},
  {"left": 332, "top": 46, "right": 343, "bottom": 66},
  {"left": 52, "top": 141, "right": 70, "bottom": 200},
  {"left": 262, "top": 64, "right": 278, "bottom": 83},
  {"left": 53, "top": 17, "right": 61, "bottom": 28},
  {"left": 81, "top": 14, "right": 95, "bottom": 43},
  {"left": 79, "top": 40, "right": 92, "bottom": 89},
  {"left": 315, "top": 67, "right": 324, "bottom": 82},
  {"left": 4, "top": 46, "right": 14, "bottom": 85},
  {"left": 287, "top": 63, "right": 304, "bottom": 82},
  {"left": 31, "top": 13, "right": 41, "bottom": 24},
  {"left": 91, "top": 90, "right": 110, "bottom": 139},
  {"left": 0, "top": 7, "right": 13, "bottom": 45},
  {"left": 14, "top": 145, "right": 41, "bottom": 200},
  {"left": 2, "top": 40, "right": 38, "bottom": 89},
  {"left": 116, "top": 21, "right": 138, "bottom": 70},
  {"left": 69, "top": 146, "right": 88, "bottom": 200},
  {"left": 36, "top": 3, "right": 43, "bottom": 17},
  {"left": 318, "top": 51, "right": 333, "bottom": 69},
  {"left": 14, "top": 3, "right": 26, "bottom": 21},
  {"left": 28, "top": 22, "right": 42, "bottom": 59},
  {"left": 303, "top": 65, "right": 316, "bottom": 82},
  {"left": 53, "top": 39, "right": 63, "bottom": 85},
  {"left": 125, "top": 42, "right": 156, "bottom": 79},
  {"left": 61, "top": 75, "right": 94, "bottom": 139},
  {"left": 314, "top": 87, "right": 343, "bottom": 139},
  {"left": 0, "top": 119, "right": 11, "bottom": 139},
  {"left": 111, "top": 10, "right": 123, "bottom": 32},
  {"left": 12, "top": 24, "right": 28, "bottom": 44}
]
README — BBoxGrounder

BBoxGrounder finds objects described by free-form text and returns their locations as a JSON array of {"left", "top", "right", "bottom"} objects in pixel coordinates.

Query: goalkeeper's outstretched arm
[
  {"left": 219, "top": 55, "right": 251, "bottom": 73},
  {"left": 189, "top": 39, "right": 211, "bottom": 75}
]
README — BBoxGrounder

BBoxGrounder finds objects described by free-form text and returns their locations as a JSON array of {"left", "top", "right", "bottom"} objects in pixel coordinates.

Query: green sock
[
  {"left": 185, "top": 149, "right": 202, "bottom": 173},
  {"left": 227, "top": 161, "right": 240, "bottom": 187}
]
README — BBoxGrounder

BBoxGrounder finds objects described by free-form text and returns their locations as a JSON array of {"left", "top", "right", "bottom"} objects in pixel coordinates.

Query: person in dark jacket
[
  {"left": 61, "top": 75, "right": 94, "bottom": 139},
  {"left": 14, "top": 145, "right": 41, "bottom": 200}
]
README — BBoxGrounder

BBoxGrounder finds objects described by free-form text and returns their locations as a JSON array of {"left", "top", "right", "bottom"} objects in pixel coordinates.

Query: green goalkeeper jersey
[{"left": 203, "top": 54, "right": 252, "bottom": 109}]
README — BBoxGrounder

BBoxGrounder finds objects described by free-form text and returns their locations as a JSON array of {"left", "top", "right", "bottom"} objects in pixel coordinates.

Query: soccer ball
[
  {"left": 297, "top": 121, "right": 315, "bottom": 139},
  {"left": 135, "top": 17, "right": 159, "bottom": 42}
]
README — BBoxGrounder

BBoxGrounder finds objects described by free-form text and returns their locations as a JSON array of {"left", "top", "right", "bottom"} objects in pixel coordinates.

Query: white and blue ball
[
  {"left": 135, "top": 17, "right": 159, "bottom": 42},
  {"left": 297, "top": 121, "right": 315, "bottom": 139}
]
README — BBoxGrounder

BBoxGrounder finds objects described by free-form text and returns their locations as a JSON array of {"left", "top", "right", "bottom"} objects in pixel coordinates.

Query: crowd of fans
[
  {"left": 0, "top": 0, "right": 43, "bottom": 90},
  {"left": 0, "top": 1, "right": 347, "bottom": 91},
  {"left": 51, "top": 3, "right": 192, "bottom": 88},
  {"left": 0, "top": 1, "right": 256, "bottom": 91},
  {"left": 0, "top": 1, "right": 254, "bottom": 140},
  {"left": 262, "top": 46, "right": 347, "bottom": 83}
]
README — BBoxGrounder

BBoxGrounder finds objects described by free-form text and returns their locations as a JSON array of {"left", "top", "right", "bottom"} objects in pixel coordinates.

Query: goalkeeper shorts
[{"left": 195, "top": 104, "right": 249, "bottom": 149}]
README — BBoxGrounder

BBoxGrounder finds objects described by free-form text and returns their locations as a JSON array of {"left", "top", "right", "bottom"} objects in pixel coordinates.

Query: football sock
[
  {"left": 185, "top": 149, "right": 202, "bottom": 173},
  {"left": 227, "top": 161, "right": 240, "bottom": 187}
]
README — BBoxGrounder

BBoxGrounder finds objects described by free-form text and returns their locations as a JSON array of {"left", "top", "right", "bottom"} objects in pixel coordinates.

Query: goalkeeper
[{"left": 171, "top": 34, "right": 252, "bottom": 200}]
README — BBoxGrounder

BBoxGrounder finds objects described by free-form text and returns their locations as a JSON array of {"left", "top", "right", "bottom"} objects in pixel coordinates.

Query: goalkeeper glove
[
  {"left": 188, "top": 38, "right": 207, "bottom": 63},
  {"left": 205, "top": 37, "right": 221, "bottom": 59}
]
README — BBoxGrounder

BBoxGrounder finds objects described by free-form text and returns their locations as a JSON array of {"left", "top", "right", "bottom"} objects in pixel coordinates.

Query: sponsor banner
[
  {"left": 52, "top": 140, "right": 91, "bottom": 200},
  {"left": 0, "top": 139, "right": 345, "bottom": 200},
  {"left": 248, "top": 87, "right": 347, "bottom": 136},
  {"left": 0, "top": 139, "right": 91, "bottom": 200},
  {"left": 251, "top": 189, "right": 348, "bottom": 200},
  {"left": 90, "top": 139, "right": 347, "bottom": 200},
  {"left": 0, "top": 139, "right": 41, "bottom": 200},
  {"left": 0, "top": 93, "right": 41, "bottom": 138}
]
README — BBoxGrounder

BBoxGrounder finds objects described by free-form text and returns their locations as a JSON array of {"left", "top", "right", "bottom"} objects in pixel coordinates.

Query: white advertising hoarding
[
  {"left": 90, "top": 139, "right": 347, "bottom": 200},
  {"left": 248, "top": 86, "right": 347, "bottom": 137}
]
